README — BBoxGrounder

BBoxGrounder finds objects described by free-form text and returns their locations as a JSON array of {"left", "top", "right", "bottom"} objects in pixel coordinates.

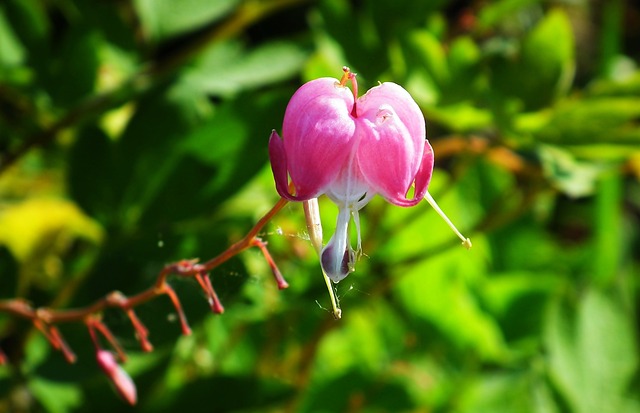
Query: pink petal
[
  {"left": 281, "top": 78, "right": 356, "bottom": 199},
  {"left": 410, "top": 140, "right": 435, "bottom": 202},
  {"left": 355, "top": 83, "right": 428, "bottom": 206}
]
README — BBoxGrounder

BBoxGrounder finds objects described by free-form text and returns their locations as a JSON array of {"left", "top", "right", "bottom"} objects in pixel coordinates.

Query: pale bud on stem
[
  {"left": 303, "top": 199, "right": 342, "bottom": 319},
  {"left": 303, "top": 198, "right": 323, "bottom": 254},
  {"left": 96, "top": 350, "right": 137, "bottom": 406}
]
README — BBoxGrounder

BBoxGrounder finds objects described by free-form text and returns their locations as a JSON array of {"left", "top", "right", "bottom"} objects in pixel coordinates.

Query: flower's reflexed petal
[
  {"left": 268, "top": 131, "right": 317, "bottom": 200},
  {"left": 282, "top": 78, "right": 356, "bottom": 200},
  {"left": 320, "top": 207, "right": 353, "bottom": 283},
  {"left": 411, "top": 140, "right": 435, "bottom": 202}
]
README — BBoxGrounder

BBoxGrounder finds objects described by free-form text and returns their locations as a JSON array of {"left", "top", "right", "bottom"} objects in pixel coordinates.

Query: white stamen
[{"left": 424, "top": 191, "right": 472, "bottom": 250}]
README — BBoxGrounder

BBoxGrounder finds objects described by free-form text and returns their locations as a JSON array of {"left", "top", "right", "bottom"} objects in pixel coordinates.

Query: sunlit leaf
[
  {"left": 427, "top": 103, "right": 493, "bottom": 132},
  {"left": 0, "top": 199, "right": 103, "bottom": 262},
  {"left": 29, "top": 378, "right": 82, "bottom": 413},
  {"left": 459, "top": 371, "right": 559, "bottom": 413},
  {"left": 477, "top": 0, "right": 541, "bottom": 30},
  {"left": 182, "top": 40, "right": 308, "bottom": 98},
  {"left": 134, "top": 0, "right": 240, "bottom": 40},
  {"left": 538, "top": 144, "right": 602, "bottom": 198},
  {"left": 487, "top": 9, "right": 575, "bottom": 110},
  {"left": 545, "top": 289, "right": 638, "bottom": 413},
  {"left": 536, "top": 98, "right": 640, "bottom": 145},
  {"left": 404, "top": 29, "right": 449, "bottom": 87},
  {"left": 0, "top": 6, "right": 25, "bottom": 69}
]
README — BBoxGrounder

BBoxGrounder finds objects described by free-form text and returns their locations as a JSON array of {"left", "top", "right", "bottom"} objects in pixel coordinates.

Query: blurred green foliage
[{"left": 1, "top": 0, "right": 639, "bottom": 412}]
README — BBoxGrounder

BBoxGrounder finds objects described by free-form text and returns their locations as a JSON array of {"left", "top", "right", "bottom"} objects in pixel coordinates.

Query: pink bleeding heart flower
[{"left": 269, "top": 67, "right": 470, "bottom": 283}]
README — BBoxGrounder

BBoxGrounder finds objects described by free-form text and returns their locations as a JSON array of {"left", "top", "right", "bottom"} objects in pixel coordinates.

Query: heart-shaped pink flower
[{"left": 269, "top": 67, "right": 469, "bottom": 283}]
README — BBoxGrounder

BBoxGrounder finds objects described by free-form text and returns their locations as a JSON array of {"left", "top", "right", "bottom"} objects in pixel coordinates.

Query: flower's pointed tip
[
  {"left": 321, "top": 246, "right": 354, "bottom": 283},
  {"left": 462, "top": 238, "right": 472, "bottom": 250},
  {"left": 321, "top": 266, "right": 350, "bottom": 284},
  {"left": 268, "top": 130, "right": 291, "bottom": 200},
  {"left": 277, "top": 280, "right": 290, "bottom": 290}
]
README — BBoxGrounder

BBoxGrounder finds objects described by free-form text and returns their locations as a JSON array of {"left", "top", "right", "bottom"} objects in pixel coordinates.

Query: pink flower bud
[
  {"left": 96, "top": 350, "right": 137, "bottom": 405},
  {"left": 269, "top": 67, "right": 434, "bottom": 282}
]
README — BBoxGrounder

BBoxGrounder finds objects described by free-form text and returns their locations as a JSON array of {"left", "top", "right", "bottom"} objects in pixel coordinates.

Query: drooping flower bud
[{"left": 96, "top": 350, "right": 137, "bottom": 405}]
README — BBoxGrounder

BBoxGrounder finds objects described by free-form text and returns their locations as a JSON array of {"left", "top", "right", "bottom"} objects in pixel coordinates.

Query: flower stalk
[
  {"left": 304, "top": 199, "right": 342, "bottom": 319},
  {"left": 0, "top": 198, "right": 290, "bottom": 403},
  {"left": 269, "top": 66, "right": 471, "bottom": 302}
]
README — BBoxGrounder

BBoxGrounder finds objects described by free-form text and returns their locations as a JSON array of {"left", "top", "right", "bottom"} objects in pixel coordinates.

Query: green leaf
[
  {"left": 145, "top": 374, "right": 294, "bottom": 412},
  {"left": 315, "top": 301, "right": 406, "bottom": 375},
  {"left": 182, "top": 40, "right": 308, "bottom": 98},
  {"left": 588, "top": 70, "right": 640, "bottom": 97},
  {"left": 449, "top": 35, "right": 481, "bottom": 65},
  {"left": 487, "top": 9, "right": 575, "bottom": 110},
  {"left": 69, "top": 82, "right": 210, "bottom": 229},
  {"left": 477, "top": 0, "right": 541, "bottom": 30},
  {"left": 593, "top": 171, "right": 624, "bottom": 287},
  {"left": 46, "top": 28, "right": 102, "bottom": 107},
  {"left": 301, "top": 369, "right": 413, "bottom": 413},
  {"left": 443, "top": 36, "right": 483, "bottom": 103},
  {"left": 459, "top": 371, "right": 560, "bottom": 413},
  {"left": 481, "top": 271, "right": 562, "bottom": 344},
  {"left": 403, "top": 29, "right": 449, "bottom": 87},
  {"left": 0, "top": 6, "right": 26, "bottom": 69},
  {"left": 521, "top": 9, "right": 575, "bottom": 100},
  {"left": 427, "top": 103, "right": 493, "bottom": 132},
  {"left": 134, "top": 0, "right": 240, "bottom": 40},
  {"left": 29, "top": 378, "right": 82, "bottom": 413},
  {"left": 535, "top": 98, "right": 640, "bottom": 145},
  {"left": 538, "top": 144, "right": 602, "bottom": 198},
  {"left": 1, "top": 0, "right": 48, "bottom": 50},
  {"left": 394, "top": 255, "right": 505, "bottom": 361},
  {"left": 68, "top": 126, "right": 118, "bottom": 224},
  {"left": 545, "top": 289, "right": 638, "bottom": 413}
]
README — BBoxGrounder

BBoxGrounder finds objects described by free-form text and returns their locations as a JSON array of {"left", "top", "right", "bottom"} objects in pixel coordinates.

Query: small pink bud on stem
[{"left": 96, "top": 350, "right": 137, "bottom": 406}]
